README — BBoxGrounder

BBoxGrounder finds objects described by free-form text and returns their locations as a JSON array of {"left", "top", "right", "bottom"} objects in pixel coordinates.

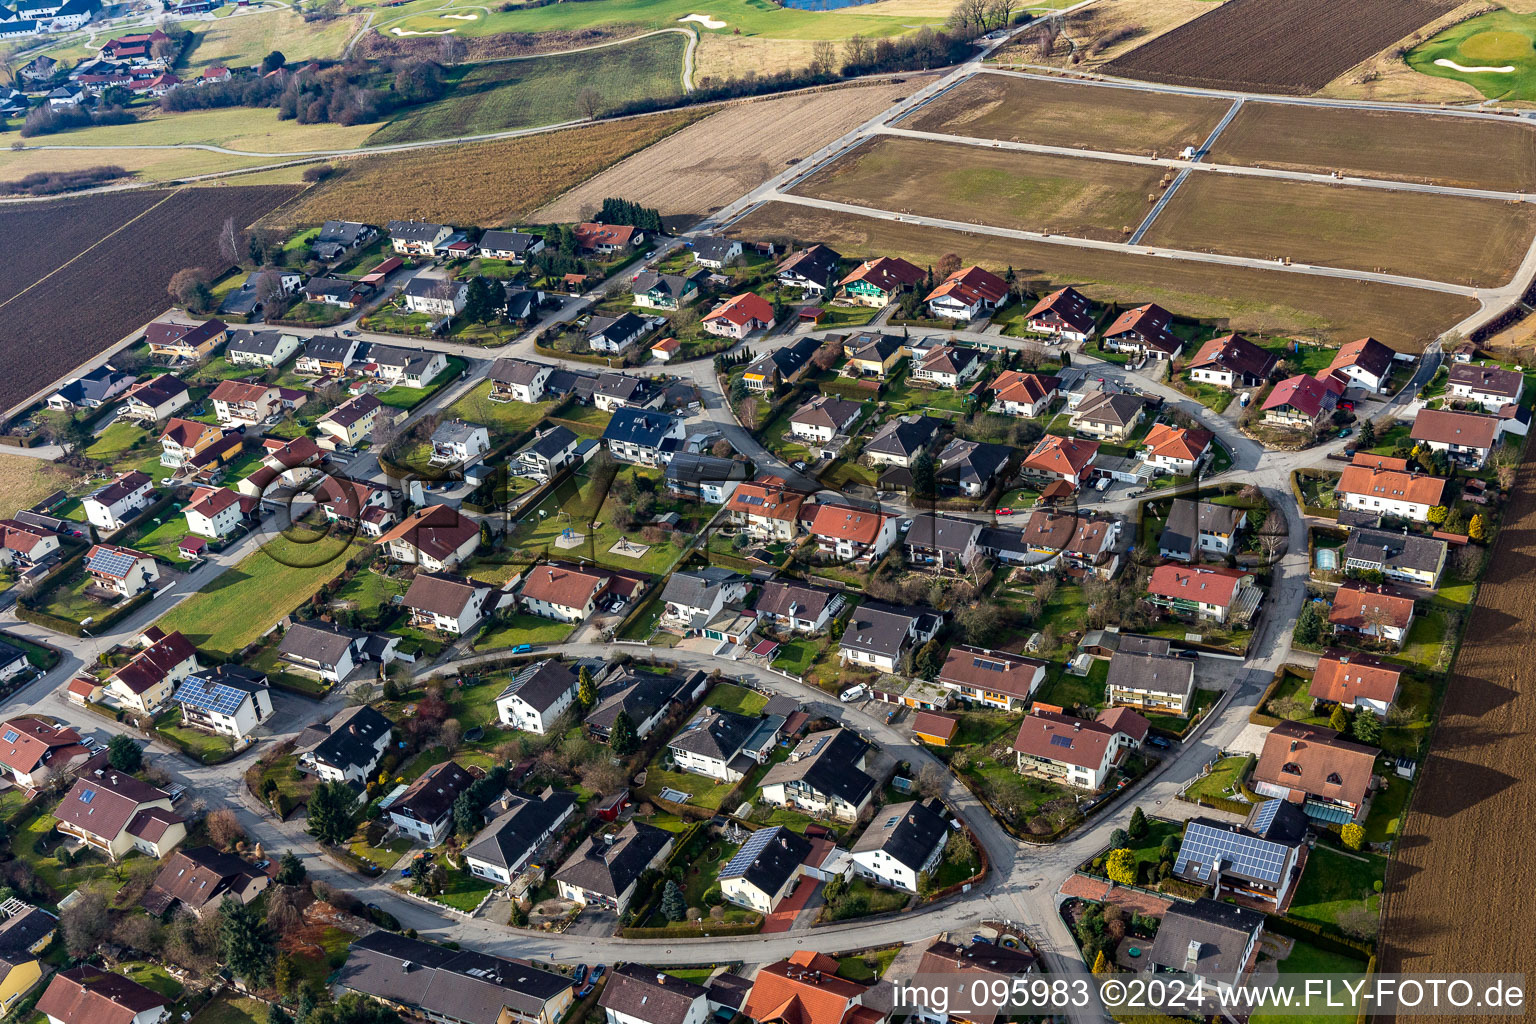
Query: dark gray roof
[
  {"left": 604, "top": 407, "right": 682, "bottom": 448},
  {"left": 841, "top": 601, "right": 926, "bottom": 660},
  {"left": 937, "top": 439, "right": 1012, "bottom": 488},
  {"left": 659, "top": 566, "right": 744, "bottom": 612},
  {"left": 305, "top": 277, "right": 358, "bottom": 300},
  {"left": 777, "top": 244, "right": 842, "bottom": 287},
  {"left": 692, "top": 236, "right": 739, "bottom": 263},
  {"left": 1106, "top": 652, "right": 1194, "bottom": 699},
  {"left": 554, "top": 821, "right": 672, "bottom": 898},
  {"left": 404, "top": 276, "right": 464, "bottom": 299},
  {"left": 668, "top": 706, "right": 758, "bottom": 760},
  {"left": 480, "top": 229, "right": 538, "bottom": 254},
  {"left": 1343, "top": 528, "right": 1446, "bottom": 576},
  {"left": 595, "top": 372, "right": 653, "bottom": 403},
  {"left": 748, "top": 336, "right": 819, "bottom": 381},
  {"left": 54, "top": 365, "right": 134, "bottom": 405},
  {"left": 905, "top": 513, "right": 980, "bottom": 555},
  {"left": 303, "top": 335, "right": 355, "bottom": 361},
  {"left": 1147, "top": 898, "right": 1264, "bottom": 980},
  {"left": 1159, "top": 499, "right": 1245, "bottom": 558},
  {"left": 665, "top": 453, "right": 746, "bottom": 488},
  {"left": 303, "top": 704, "right": 391, "bottom": 773},
  {"left": 846, "top": 332, "right": 903, "bottom": 364},
  {"left": 278, "top": 620, "right": 362, "bottom": 665},
  {"left": 753, "top": 579, "right": 838, "bottom": 621},
  {"left": 489, "top": 357, "right": 551, "bottom": 386},
  {"left": 522, "top": 425, "right": 579, "bottom": 462},
  {"left": 760, "top": 727, "right": 874, "bottom": 806},
  {"left": 0, "top": 906, "right": 53, "bottom": 955},
  {"left": 1075, "top": 390, "right": 1145, "bottom": 426},
  {"left": 370, "top": 344, "right": 439, "bottom": 376},
  {"left": 464, "top": 787, "right": 577, "bottom": 870},
  {"left": 225, "top": 329, "right": 291, "bottom": 358},
  {"left": 386, "top": 220, "right": 450, "bottom": 242},
  {"left": 587, "top": 312, "right": 648, "bottom": 343},
  {"left": 317, "top": 220, "right": 373, "bottom": 246},
  {"left": 852, "top": 799, "right": 948, "bottom": 873},
  {"left": 865, "top": 415, "right": 942, "bottom": 460},
  {"left": 504, "top": 288, "right": 540, "bottom": 319},
  {"left": 718, "top": 825, "right": 810, "bottom": 897},
  {"left": 496, "top": 659, "right": 578, "bottom": 715},
  {"left": 587, "top": 670, "right": 700, "bottom": 734},
  {"left": 791, "top": 394, "right": 863, "bottom": 431},
  {"left": 1246, "top": 798, "right": 1309, "bottom": 844},
  {"left": 340, "top": 931, "right": 572, "bottom": 1024},
  {"left": 392, "top": 761, "right": 476, "bottom": 825},
  {"left": 600, "top": 964, "right": 709, "bottom": 1024},
  {"left": 632, "top": 270, "right": 700, "bottom": 300}
]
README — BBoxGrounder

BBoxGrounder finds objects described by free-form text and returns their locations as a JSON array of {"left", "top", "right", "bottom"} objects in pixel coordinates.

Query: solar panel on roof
[
  {"left": 174, "top": 676, "right": 249, "bottom": 717},
  {"left": 80, "top": 789, "right": 95, "bottom": 804},
  {"left": 87, "top": 548, "right": 138, "bottom": 577},
  {"left": 719, "top": 826, "right": 779, "bottom": 878},
  {"left": 1, "top": 731, "right": 16, "bottom": 744},
  {"left": 1249, "top": 799, "right": 1280, "bottom": 835},
  {"left": 972, "top": 658, "right": 1004, "bottom": 672},
  {"left": 1049, "top": 734, "right": 1074, "bottom": 748},
  {"left": 1173, "top": 820, "right": 1290, "bottom": 885}
]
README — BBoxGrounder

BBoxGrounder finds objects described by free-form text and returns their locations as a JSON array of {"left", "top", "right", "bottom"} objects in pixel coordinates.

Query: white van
[{"left": 839, "top": 684, "right": 867, "bottom": 702}]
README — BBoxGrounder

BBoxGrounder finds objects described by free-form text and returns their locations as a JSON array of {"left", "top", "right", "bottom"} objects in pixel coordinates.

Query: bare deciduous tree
[
  {"left": 578, "top": 87, "right": 603, "bottom": 120},
  {"left": 217, "top": 216, "right": 239, "bottom": 266}
]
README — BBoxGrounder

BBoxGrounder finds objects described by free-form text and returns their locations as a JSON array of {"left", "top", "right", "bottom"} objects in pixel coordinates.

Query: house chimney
[
  {"left": 1185, "top": 940, "right": 1201, "bottom": 964},
  {"left": 1290, "top": 740, "right": 1299, "bottom": 752},
  {"left": 657, "top": 974, "right": 666, "bottom": 985}
]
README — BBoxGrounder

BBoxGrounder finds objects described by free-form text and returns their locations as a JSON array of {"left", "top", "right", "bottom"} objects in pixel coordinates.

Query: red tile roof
[
  {"left": 989, "top": 370, "right": 1060, "bottom": 408},
  {"left": 806, "top": 503, "right": 892, "bottom": 545},
  {"left": 912, "top": 711, "right": 958, "bottom": 742},
  {"left": 1329, "top": 583, "right": 1415, "bottom": 631},
  {"left": 1143, "top": 423, "right": 1213, "bottom": 463},
  {"left": 37, "top": 967, "right": 167, "bottom": 1024},
  {"left": 0, "top": 717, "right": 80, "bottom": 776},
  {"left": 1410, "top": 408, "right": 1500, "bottom": 450},
  {"left": 743, "top": 953, "right": 869, "bottom": 1024},
  {"left": 1012, "top": 709, "right": 1145, "bottom": 770},
  {"left": 520, "top": 563, "right": 610, "bottom": 610},
  {"left": 1186, "top": 333, "right": 1276, "bottom": 380},
  {"left": 1262, "top": 373, "right": 1342, "bottom": 418},
  {"left": 574, "top": 222, "right": 637, "bottom": 248},
  {"left": 937, "top": 645, "right": 1045, "bottom": 699},
  {"left": 1252, "top": 720, "right": 1376, "bottom": 809},
  {"left": 1023, "top": 434, "right": 1098, "bottom": 480},
  {"left": 839, "top": 256, "right": 924, "bottom": 293},
  {"left": 1336, "top": 461, "right": 1446, "bottom": 507},
  {"left": 704, "top": 292, "right": 775, "bottom": 328},
  {"left": 1147, "top": 564, "right": 1251, "bottom": 609},
  {"left": 925, "top": 265, "right": 1007, "bottom": 306},
  {"left": 1309, "top": 650, "right": 1402, "bottom": 706}
]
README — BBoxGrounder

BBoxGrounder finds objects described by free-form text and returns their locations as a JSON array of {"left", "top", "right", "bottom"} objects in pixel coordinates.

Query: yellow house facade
[{"left": 0, "top": 955, "right": 41, "bottom": 1014}]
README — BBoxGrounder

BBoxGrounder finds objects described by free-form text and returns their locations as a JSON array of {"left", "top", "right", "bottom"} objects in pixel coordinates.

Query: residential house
[
  {"left": 666, "top": 705, "right": 764, "bottom": 781},
  {"left": 586, "top": 312, "right": 652, "bottom": 354},
  {"left": 1147, "top": 899, "right": 1265, "bottom": 993},
  {"left": 219, "top": 268, "right": 302, "bottom": 318},
  {"left": 604, "top": 407, "right": 686, "bottom": 466},
  {"left": 760, "top": 727, "right": 876, "bottom": 822},
  {"left": 183, "top": 486, "right": 252, "bottom": 539},
  {"left": 601, "top": 965, "right": 710, "bottom": 1024},
  {"left": 1102, "top": 303, "right": 1182, "bottom": 360},
  {"left": 317, "top": 477, "right": 394, "bottom": 537},
  {"left": 791, "top": 395, "right": 863, "bottom": 443},
  {"left": 519, "top": 562, "right": 641, "bottom": 623},
  {"left": 574, "top": 222, "right": 643, "bottom": 254},
  {"left": 0, "top": 718, "right": 88, "bottom": 790},
  {"left": 83, "top": 470, "right": 153, "bottom": 532},
  {"left": 742, "top": 952, "right": 880, "bottom": 1024},
  {"left": 1309, "top": 650, "right": 1402, "bottom": 720},
  {"left": 389, "top": 761, "right": 477, "bottom": 845},
  {"left": 805, "top": 502, "right": 899, "bottom": 564},
  {"left": 1343, "top": 528, "right": 1447, "bottom": 588},
  {"left": 909, "top": 940, "right": 1039, "bottom": 1024},
  {"left": 719, "top": 825, "right": 813, "bottom": 913},
  {"left": 0, "top": 646, "right": 39, "bottom": 690},
  {"left": 170, "top": 665, "right": 272, "bottom": 741},
  {"left": 303, "top": 277, "right": 372, "bottom": 309},
  {"left": 377, "top": 505, "right": 481, "bottom": 570},
  {"left": 741, "top": 336, "right": 818, "bottom": 392},
  {"left": 692, "top": 236, "right": 742, "bottom": 270},
  {"left": 225, "top": 328, "right": 301, "bottom": 368},
  {"left": 703, "top": 292, "right": 776, "bottom": 339},
  {"left": 925, "top": 266, "right": 1008, "bottom": 321},
  {"left": 403, "top": 275, "right": 468, "bottom": 317},
  {"left": 464, "top": 787, "right": 578, "bottom": 885},
  {"left": 317, "top": 392, "right": 383, "bottom": 448},
  {"left": 1142, "top": 423, "right": 1213, "bottom": 476},
  {"left": 144, "top": 319, "right": 226, "bottom": 360},
  {"left": 842, "top": 332, "right": 905, "bottom": 378},
  {"left": 429, "top": 419, "right": 491, "bottom": 467},
  {"left": 517, "top": 425, "right": 584, "bottom": 482},
  {"left": 585, "top": 668, "right": 705, "bottom": 744},
  {"left": 849, "top": 799, "right": 948, "bottom": 893},
  {"left": 1335, "top": 454, "right": 1447, "bottom": 522},
  {"left": 1012, "top": 707, "right": 1148, "bottom": 790},
  {"left": 495, "top": 659, "right": 579, "bottom": 735},
  {"left": 46, "top": 365, "right": 134, "bottom": 411},
  {"left": 913, "top": 344, "right": 987, "bottom": 388},
  {"left": 157, "top": 417, "right": 223, "bottom": 468},
  {"left": 838, "top": 602, "right": 941, "bottom": 673},
  {"left": 336, "top": 931, "right": 574, "bottom": 1024},
  {"left": 554, "top": 821, "right": 673, "bottom": 913},
  {"left": 1410, "top": 407, "right": 1502, "bottom": 468},
  {"left": 904, "top": 513, "right": 980, "bottom": 571},
  {"left": 489, "top": 358, "right": 554, "bottom": 403},
  {"left": 37, "top": 967, "right": 170, "bottom": 1024},
  {"left": 726, "top": 481, "right": 804, "bottom": 541},
  {"left": 938, "top": 646, "right": 1047, "bottom": 710},
  {"left": 840, "top": 256, "right": 925, "bottom": 306},
  {"left": 208, "top": 379, "right": 285, "bottom": 427},
  {"left": 1328, "top": 582, "right": 1415, "bottom": 648},
  {"left": 84, "top": 543, "right": 158, "bottom": 598},
  {"left": 123, "top": 375, "right": 191, "bottom": 423},
  {"left": 142, "top": 845, "right": 268, "bottom": 918},
  {"left": 478, "top": 229, "right": 543, "bottom": 261},
  {"left": 280, "top": 621, "right": 397, "bottom": 684},
  {"left": 936, "top": 438, "right": 1011, "bottom": 497},
  {"left": 1323, "top": 337, "right": 1396, "bottom": 393},
  {"left": 404, "top": 571, "right": 503, "bottom": 634},
  {"left": 864, "top": 414, "right": 941, "bottom": 468},
  {"left": 752, "top": 579, "right": 843, "bottom": 634},
  {"left": 1025, "top": 286, "right": 1095, "bottom": 342},
  {"left": 1146, "top": 564, "right": 1260, "bottom": 626},
  {"left": 53, "top": 771, "right": 184, "bottom": 861},
  {"left": 592, "top": 373, "right": 660, "bottom": 412},
  {"left": 105, "top": 629, "right": 197, "bottom": 715},
  {"left": 1174, "top": 801, "right": 1309, "bottom": 908},
  {"left": 1251, "top": 720, "right": 1378, "bottom": 823},
  {"left": 1447, "top": 363, "right": 1524, "bottom": 411},
  {"left": 1104, "top": 650, "right": 1196, "bottom": 715},
  {"left": 369, "top": 345, "right": 447, "bottom": 388},
  {"left": 988, "top": 371, "right": 1061, "bottom": 418},
  {"left": 385, "top": 219, "right": 453, "bottom": 256},
  {"left": 313, "top": 220, "right": 377, "bottom": 260},
  {"left": 1158, "top": 499, "right": 1245, "bottom": 562},
  {"left": 1022, "top": 434, "right": 1099, "bottom": 490},
  {"left": 664, "top": 453, "right": 746, "bottom": 503},
  {"left": 776, "top": 244, "right": 843, "bottom": 295},
  {"left": 0, "top": 521, "right": 58, "bottom": 570},
  {"left": 1069, "top": 390, "right": 1146, "bottom": 440},
  {"left": 297, "top": 704, "right": 393, "bottom": 784},
  {"left": 296, "top": 335, "right": 359, "bottom": 376},
  {"left": 1262, "top": 374, "right": 1343, "bottom": 428},
  {"left": 1185, "top": 334, "right": 1277, "bottom": 390},
  {"left": 632, "top": 270, "right": 703, "bottom": 310}
]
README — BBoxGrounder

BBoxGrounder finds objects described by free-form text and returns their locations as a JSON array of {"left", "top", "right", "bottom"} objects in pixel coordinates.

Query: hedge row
[
  {"left": 620, "top": 920, "right": 763, "bottom": 939},
  {"left": 1265, "top": 911, "right": 1376, "bottom": 959},
  {"left": 15, "top": 588, "right": 153, "bottom": 638}
]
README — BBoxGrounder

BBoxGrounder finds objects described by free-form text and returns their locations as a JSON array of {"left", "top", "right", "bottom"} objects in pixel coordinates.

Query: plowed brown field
[
  {"left": 1104, "top": 0, "right": 1458, "bottom": 94},
  {"left": 1379, "top": 440, "right": 1536, "bottom": 989}
]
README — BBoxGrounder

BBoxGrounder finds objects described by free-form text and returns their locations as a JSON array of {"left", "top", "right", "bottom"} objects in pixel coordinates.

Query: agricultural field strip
[
  {"left": 874, "top": 125, "right": 1536, "bottom": 204},
  {"left": 757, "top": 190, "right": 1484, "bottom": 297}
]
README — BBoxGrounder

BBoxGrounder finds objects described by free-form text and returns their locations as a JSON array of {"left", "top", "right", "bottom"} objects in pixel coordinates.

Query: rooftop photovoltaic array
[
  {"left": 173, "top": 676, "right": 249, "bottom": 716},
  {"left": 719, "top": 825, "right": 781, "bottom": 877},
  {"left": 1174, "top": 820, "right": 1290, "bottom": 885},
  {"left": 87, "top": 548, "right": 139, "bottom": 578}
]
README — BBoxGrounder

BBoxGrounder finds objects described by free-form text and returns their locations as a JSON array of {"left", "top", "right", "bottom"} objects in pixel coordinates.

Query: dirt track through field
[
  {"left": 1379, "top": 441, "right": 1536, "bottom": 996},
  {"left": 536, "top": 79, "right": 927, "bottom": 229}
]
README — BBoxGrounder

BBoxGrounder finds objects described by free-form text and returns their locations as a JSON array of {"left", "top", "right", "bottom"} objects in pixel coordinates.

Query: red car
[
  {"left": 995, "top": 508, "right": 1013, "bottom": 516},
  {"left": 1339, "top": 400, "right": 1355, "bottom": 412}
]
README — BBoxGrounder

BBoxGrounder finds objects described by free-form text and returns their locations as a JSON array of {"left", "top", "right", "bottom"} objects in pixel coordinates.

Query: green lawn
[
  {"left": 835, "top": 946, "right": 901, "bottom": 982},
  {"left": 702, "top": 682, "right": 768, "bottom": 716},
  {"left": 643, "top": 764, "right": 738, "bottom": 811},
  {"left": 821, "top": 457, "right": 879, "bottom": 491},
  {"left": 378, "top": 356, "right": 468, "bottom": 410},
  {"left": 1176, "top": 376, "right": 1236, "bottom": 413},
  {"left": 1288, "top": 845, "right": 1385, "bottom": 931},
  {"left": 189, "top": 996, "right": 271, "bottom": 1024},
  {"left": 85, "top": 420, "right": 154, "bottom": 468},
  {"left": 14, "top": 806, "right": 160, "bottom": 908},
  {"left": 1035, "top": 660, "right": 1109, "bottom": 712},
  {"left": 1183, "top": 755, "right": 1252, "bottom": 803},
  {"left": 368, "top": 32, "right": 686, "bottom": 145},
  {"left": 771, "top": 638, "right": 825, "bottom": 676},
  {"left": 1408, "top": 9, "right": 1536, "bottom": 101},
  {"left": 1253, "top": 941, "right": 1369, "bottom": 1024},
  {"left": 507, "top": 465, "right": 694, "bottom": 576},
  {"left": 431, "top": 870, "right": 497, "bottom": 912},
  {"left": 822, "top": 876, "right": 909, "bottom": 921},
  {"left": 157, "top": 708, "right": 239, "bottom": 764},
  {"left": 1363, "top": 772, "right": 1413, "bottom": 844},
  {"left": 35, "top": 571, "right": 125, "bottom": 626},
  {"left": 1394, "top": 607, "right": 1454, "bottom": 672},
  {"left": 449, "top": 381, "right": 556, "bottom": 436},
  {"left": 122, "top": 509, "right": 199, "bottom": 568},
  {"left": 154, "top": 532, "right": 359, "bottom": 656},
  {"left": 476, "top": 614, "right": 575, "bottom": 650}
]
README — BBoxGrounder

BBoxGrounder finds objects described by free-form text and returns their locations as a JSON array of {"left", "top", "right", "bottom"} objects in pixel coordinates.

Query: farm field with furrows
[
  {"left": 725, "top": 200, "right": 1479, "bottom": 349},
  {"left": 0, "top": 190, "right": 166, "bottom": 301},
  {"left": 1379, "top": 440, "right": 1536, "bottom": 982},
  {"left": 1140, "top": 174, "right": 1536, "bottom": 287},
  {"left": 538, "top": 79, "right": 925, "bottom": 228},
  {"left": 365, "top": 32, "right": 689, "bottom": 145},
  {"left": 0, "top": 185, "right": 300, "bottom": 412},
  {"left": 267, "top": 108, "right": 705, "bottom": 228},
  {"left": 902, "top": 72, "right": 1231, "bottom": 157},
  {"left": 788, "top": 136, "right": 1165, "bottom": 243},
  {"left": 989, "top": 0, "right": 1229, "bottom": 70},
  {"left": 1104, "top": 0, "right": 1460, "bottom": 94},
  {"left": 1206, "top": 102, "right": 1536, "bottom": 192}
]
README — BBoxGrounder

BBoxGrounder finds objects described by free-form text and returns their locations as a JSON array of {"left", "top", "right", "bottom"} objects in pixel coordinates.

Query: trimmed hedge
[
  {"left": 15, "top": 588, "right": 153, "bottom": 637},
  {"left": 1266, "top": 911, "right": 1376, "bottom": 958},
  {"left": 620, "top": 920, "right": 762, "bottom": 939}
]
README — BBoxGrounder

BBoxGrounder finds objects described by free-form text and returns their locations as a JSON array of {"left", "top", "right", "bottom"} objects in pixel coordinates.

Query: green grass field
[
  {"left": 1252, "top": 940, "right": 1368, "bottom": 1024},
  {"left": 367, "top": 32, "right": 687, "bottom": 145},
  {"left": 1408, "top": 9, "right": 1536, "bottom": 102},
  {"left": 1287, "top": 845, "right": 1384, "bottom": 931},
  {"left": 154, "top": 533, "right": 359, "bottom": 656}
]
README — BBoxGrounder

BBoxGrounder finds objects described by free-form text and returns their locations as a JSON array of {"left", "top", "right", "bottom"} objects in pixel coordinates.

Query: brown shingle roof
[
  {"left": 1309, "top": 650, "right": 1402, "bottom": 706},
  {"left": 1252, "top": 720, "right": 1376, "bottom": 808},
  {"left": 1410, "top": 408, "right": 1500, "bottom": 449},
  {"left": 36, "top": 967, "right": 167, "bottom": 1024},
  {"left": 937, "top": 645, "right": 1045, "bottom": 699},
  {"left": 53, "top": 770, "right": 173, "bottom": 844}
]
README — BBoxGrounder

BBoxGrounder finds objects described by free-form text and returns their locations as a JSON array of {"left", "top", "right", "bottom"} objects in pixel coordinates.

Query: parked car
[
  {"left": 1339, "top": 400, "right": 1355, "bottom": 412},
  {"left": 574, "top": 965, "right": 589, "bottom": 986},
  {"left": 995, "top": 508, "right": 1013, "bottom": 516},
  {"left": 1147, "top": 735, "right": 1172, "bottom": 749},
  {"left": 840, "top": 684, "right": 867, "bottom": 702},
  {"left": 510, "top": 644, "right": 533, "bottom": 655}
]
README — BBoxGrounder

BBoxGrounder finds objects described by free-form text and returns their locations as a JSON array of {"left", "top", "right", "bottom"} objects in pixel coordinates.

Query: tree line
[{"left": 159, "top": 54, "right": 448, "bottom": 127}]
